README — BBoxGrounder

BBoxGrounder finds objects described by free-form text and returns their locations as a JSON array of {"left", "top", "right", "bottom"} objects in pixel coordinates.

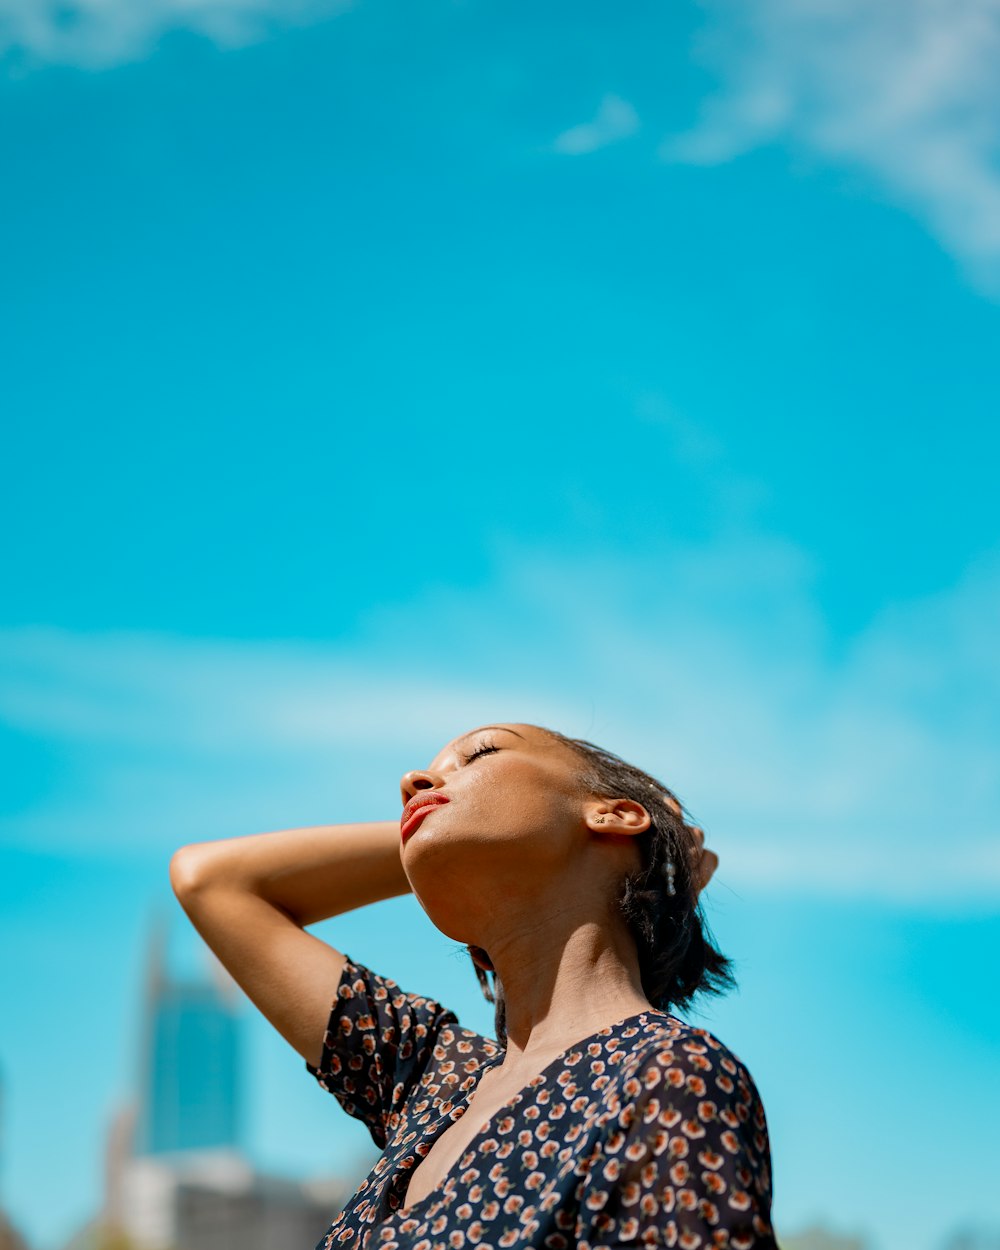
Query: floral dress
[{"left": 307, "top": 959, "right": 775, "bottom": 1250}]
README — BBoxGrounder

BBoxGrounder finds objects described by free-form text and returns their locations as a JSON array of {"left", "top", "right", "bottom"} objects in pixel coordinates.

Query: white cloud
[
  {"left": 2, "top": 536, "right": 999, "bottom": 903},
  {"left": 553, "top": 94, "right": 640, "bottom": 155},
  {"left": 665, "top": 0, "right": 1000, "bottom": 293},
  {"left": 0, "top": 0, "right": 348, "bottom": 72}
]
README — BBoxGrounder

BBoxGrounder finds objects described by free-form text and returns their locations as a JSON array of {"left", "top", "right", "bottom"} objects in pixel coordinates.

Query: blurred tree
[
  {"left": 0, "top": 1210, "right": 30, "bottom": 1250},
  {"left": 56, "top": 1219, "right": 144, "bottom": 1250},
  {"left": 91, "top": 1226, "right": 141, "bottom": 1250},
  {"left": 941, "top": 1229, "right": 1000, "bottom": 1250}
]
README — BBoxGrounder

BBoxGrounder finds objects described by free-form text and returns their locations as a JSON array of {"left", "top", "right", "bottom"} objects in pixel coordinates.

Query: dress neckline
[{"left": 397, "top": 1007, "right": 674, "bottom": 1217}]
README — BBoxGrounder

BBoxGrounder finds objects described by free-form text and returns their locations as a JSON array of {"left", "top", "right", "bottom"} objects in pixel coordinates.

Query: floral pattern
[{"left": 307, "top": 960, "right": 775, "bottom": 1249}]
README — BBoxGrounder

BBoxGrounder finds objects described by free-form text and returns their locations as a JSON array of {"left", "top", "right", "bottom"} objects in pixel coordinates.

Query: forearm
[
  {"left": 169, "top": 820, "right": 410, "bottom": 1066},
  {"left": 170, "top": 820, "right": 409, "bottom": 926}
]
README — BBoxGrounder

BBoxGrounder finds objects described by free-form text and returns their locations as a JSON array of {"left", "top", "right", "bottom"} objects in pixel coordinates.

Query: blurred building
[
  {"left": 109, "top": 1153, "right": 342, "bottom": 1250},
  {"left": 134, "top": 925, "right": 240, "bottom": 1156},
  {"left": 779, "top": 1227, "right": 871, "bottom": 1250},
  {"left": 0, "top": 1062, "right": 30, "bottom": 1250},
  {"left": 98, "top": 926, "right": 345, "bottom": 1250}
]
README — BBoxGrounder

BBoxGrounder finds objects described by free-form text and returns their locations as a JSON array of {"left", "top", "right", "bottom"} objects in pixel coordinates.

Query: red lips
[{"left": 400, "top": 792, "right": 450, "bottom": 843}]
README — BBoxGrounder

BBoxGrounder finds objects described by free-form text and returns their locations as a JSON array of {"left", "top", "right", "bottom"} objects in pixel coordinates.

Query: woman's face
[{"left": 398, "top": 723, "right": 642, "bottom": 944}]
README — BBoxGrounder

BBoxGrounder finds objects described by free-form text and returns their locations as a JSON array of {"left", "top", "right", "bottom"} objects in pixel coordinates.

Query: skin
[
  {"left": 400, "top": 725, "right": 653, "bottom": 1045},
  {"left": 170, "top": 722, "right": 718, "bottom": 1210}
]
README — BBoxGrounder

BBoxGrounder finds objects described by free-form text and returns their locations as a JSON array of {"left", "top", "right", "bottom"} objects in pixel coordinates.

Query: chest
[{"left": 401, "top": 1072, "right": 535, "bottom": 1209}]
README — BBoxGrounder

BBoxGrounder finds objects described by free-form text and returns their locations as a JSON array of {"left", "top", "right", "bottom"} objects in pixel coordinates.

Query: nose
[{"left": 400, "top": 769, "right": 445, "bottom": 806}]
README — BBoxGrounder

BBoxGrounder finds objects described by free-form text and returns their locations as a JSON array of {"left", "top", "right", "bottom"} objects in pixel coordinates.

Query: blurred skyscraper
[
  {"left": 134, "top": 924, "right": 240, "bottom": 1156},
  {"left": 95, "top": 923, "right": 343, "bottom": 1250}
]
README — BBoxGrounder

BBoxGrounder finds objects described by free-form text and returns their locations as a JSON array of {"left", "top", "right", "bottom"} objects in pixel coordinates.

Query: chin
[
  {"left": 410, "top": 882, "right": 485, "bottom": 945},
  {"left": 404, "top": 841, "right": 501, "bottom": 944}
]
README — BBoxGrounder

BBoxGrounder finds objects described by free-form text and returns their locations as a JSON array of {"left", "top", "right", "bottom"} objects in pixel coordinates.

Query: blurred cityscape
[
  {"left": 1, "top": 935, "right": 998, "bottom": 1250},
  {"left": 0, "top": 927, "right": 348, "bottom": 1250},
  {"left": 780, "top": 1231, "right": 1000, "bottom": 1250}
]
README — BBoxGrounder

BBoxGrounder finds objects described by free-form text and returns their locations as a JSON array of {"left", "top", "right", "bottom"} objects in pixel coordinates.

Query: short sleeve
[
  {"left": 305, "top": 957, "right": 461, "bottom": 1148},
  {"left": 577, "top": 1032, "right": 776, "bottom": 1250}
]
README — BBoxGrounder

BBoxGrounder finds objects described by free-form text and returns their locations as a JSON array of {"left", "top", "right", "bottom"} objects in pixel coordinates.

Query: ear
[{"left": 584, "top": 798, "right": 651, "bottom": 837}]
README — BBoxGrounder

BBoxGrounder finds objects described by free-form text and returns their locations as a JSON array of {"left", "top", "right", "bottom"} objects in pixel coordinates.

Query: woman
[{"left": 171, "top": 722, "right": 776, "bottom": 1249}]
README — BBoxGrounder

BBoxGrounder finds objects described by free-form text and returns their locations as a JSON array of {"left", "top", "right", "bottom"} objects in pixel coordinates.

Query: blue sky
[{"left": 2, "top": 2, "right": 999, "bottom": 1249}]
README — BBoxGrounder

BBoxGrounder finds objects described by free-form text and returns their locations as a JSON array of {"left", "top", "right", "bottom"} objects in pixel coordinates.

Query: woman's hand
[
  {"left": 688, "top": 824, "right": 719, "bottom": 895},
  {"left": 664, "top": 794, "right": 719, "bottom": 896}
]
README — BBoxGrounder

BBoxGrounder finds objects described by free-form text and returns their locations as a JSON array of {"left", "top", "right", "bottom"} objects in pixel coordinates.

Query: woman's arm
[{"left": 169, "top": 820, "right": 408, "bottom": 1067}]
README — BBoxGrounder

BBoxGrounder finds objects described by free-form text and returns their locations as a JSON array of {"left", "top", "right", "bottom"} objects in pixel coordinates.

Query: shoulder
[
  {"left": 610, "top": 1014, "right": 770, "bottom": 1147},
  {"left": 617, "top": 1014, "right": 762, "bottom": 1092},
  {"left": 336, "top": 958, "right": 454, "bottom": 1021},
  {"left": 335, "top": 958, "right": 500, "bottom": 1061},
  {"left": 580, "top": 1017, "right": 775, "bottom": 1244}
]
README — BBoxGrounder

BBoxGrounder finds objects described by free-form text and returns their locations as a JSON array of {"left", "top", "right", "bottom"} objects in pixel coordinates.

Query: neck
[{"left": 484, "top": 894, "right": 651, "bottom": 1063}]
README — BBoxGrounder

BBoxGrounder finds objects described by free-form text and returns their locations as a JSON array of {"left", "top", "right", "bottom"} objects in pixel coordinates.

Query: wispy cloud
[
  {"left": 0, "top": 0, "right": 348, "bottom": 72},
  {"left": 2, "top": 535, "right": 998, "bottom": 902},
  {"left": 665, "top": 0, "right": 1000, "bottom": 293},
  {"left": 553, "top": 94, "right": 640, "bottom": 155}
]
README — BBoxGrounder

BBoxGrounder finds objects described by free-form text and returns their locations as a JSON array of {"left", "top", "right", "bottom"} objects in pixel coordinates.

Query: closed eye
[{"left": 463, "top": 741, "right": 500, "bottom": 764}]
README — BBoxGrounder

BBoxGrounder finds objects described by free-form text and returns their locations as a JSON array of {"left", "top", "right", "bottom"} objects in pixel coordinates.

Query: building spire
[
  {"left": 144, "top": 909, "right": 169, "bottom": 1000},
  {"left": 134, "top": 913, "right": 241, "bottom": 1157}
]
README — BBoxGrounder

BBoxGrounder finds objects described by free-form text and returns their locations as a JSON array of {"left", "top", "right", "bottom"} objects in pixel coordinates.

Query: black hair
[{"left": 468, "top": 727, "right": 734, "bottom": 1045}]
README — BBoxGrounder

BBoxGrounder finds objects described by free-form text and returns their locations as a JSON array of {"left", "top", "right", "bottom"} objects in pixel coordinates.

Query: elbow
[{"left": 170, "top": 844, "right": 213, "bottom": 905}]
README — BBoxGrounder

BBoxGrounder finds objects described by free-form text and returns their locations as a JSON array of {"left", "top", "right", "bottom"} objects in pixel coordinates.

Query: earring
[{"left": 595, "top": 816, "right": 606, "bottom": 824}]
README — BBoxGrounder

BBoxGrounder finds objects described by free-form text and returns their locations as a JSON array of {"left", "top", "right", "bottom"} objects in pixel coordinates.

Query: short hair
[{"left": 469, "top": 727, "right": 734, "bottom": 1044}]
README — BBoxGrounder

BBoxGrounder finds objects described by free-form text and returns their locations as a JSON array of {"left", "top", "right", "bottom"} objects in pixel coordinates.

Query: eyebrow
[{"left": 460, "top": 725, "right": 526, "bottom": 744}]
